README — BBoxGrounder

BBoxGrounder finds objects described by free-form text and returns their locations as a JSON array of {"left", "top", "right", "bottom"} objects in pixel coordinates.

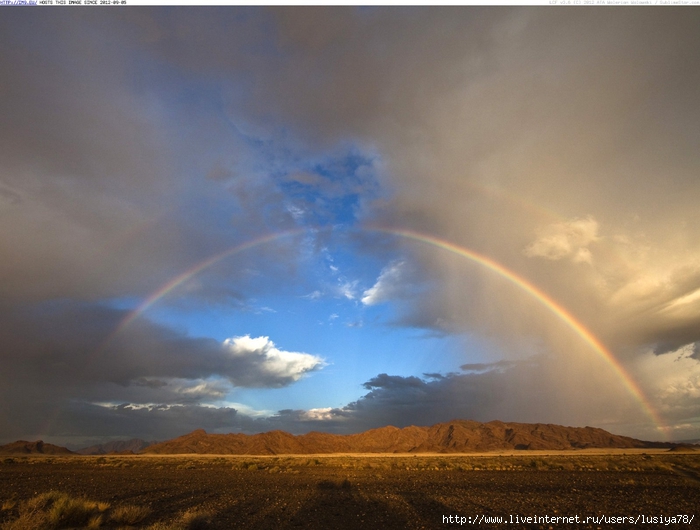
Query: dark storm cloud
[
  {"left": 253, "top": 357, "right": 666, "bottom": 440},
  {"left": 0, "top": 302, "right": 323, "bottom": 444},
  {"left": 0, "top": 11, "right": 183, "bottom": 302},
  {"left": 8, "top": 402, "right": 242, "bottom": 449},
  {"left": 340, "top": 368, "right": 561, "bottom": 431},
  {"left": 324, "top": 365, "right": 654, "bottom": 439},
  {"left": 0, "top": 10, "right": 315, "bottom": 305},
  {"left": 0, "top": 302, "right": 319, "bottom": 389}
]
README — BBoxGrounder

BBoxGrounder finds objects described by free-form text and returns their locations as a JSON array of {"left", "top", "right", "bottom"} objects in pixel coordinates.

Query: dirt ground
[{"left": 1, "top": 453, "right": 698, "bottom": 529}]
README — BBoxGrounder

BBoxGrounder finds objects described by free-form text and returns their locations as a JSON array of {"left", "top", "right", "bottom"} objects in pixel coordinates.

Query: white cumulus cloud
[
  {"left": 223, "top": 335, "right": 325, "bottom": 387},
  {"left": 301, "top": 407, "right": 336, "bottom": 421}
]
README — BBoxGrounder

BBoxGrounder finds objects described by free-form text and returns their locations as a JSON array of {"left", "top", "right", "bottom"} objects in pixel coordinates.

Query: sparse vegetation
[
  {"left": 0, "top": 491, "right": 110, "bottom": 530},
  {"left": 109, "top": 504, "right": 151, "bottom": 526},
  {"left": 0, "top": 491, "right": 213, "bottom": 530},
  {"left": 0, "top": 453, "right": 698, "bottom": 529},
  {"left": 146, "top": 509, "right": 212, "bottom": 530}
]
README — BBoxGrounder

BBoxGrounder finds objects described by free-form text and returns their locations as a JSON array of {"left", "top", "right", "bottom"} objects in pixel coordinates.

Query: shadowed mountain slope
[
  {"left": 0, "top": 440, "right": 74, "bottom": 455},
  {"left": 76, "top": 439, "right": 155, "bottom": 455}
]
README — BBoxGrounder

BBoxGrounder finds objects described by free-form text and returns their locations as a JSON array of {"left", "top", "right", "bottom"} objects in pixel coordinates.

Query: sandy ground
[{"left": 1, "top": 453, "right": 698, "bottom": 529}]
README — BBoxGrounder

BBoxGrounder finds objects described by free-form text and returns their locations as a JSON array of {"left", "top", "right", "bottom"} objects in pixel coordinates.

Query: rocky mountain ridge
[
  {"left": 142, "top": 420, "right": 673, "bottom": 455},
  {"left": 2, "top": 420, "right": 681, "bottom": 456},
  {"left": 0, "top": 440, "right": 75, "bottom": 455},
  {"left": 76, "top": 439, "right": 156, "bottom": 455}
]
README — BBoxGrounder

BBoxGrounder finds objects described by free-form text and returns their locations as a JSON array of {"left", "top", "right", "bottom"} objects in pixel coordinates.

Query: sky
[{"left": 1, "top": 7, "right": 700, "bottom": 448}]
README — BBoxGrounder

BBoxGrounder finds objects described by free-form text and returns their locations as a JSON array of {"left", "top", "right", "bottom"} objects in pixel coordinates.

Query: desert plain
[{"left": 1, "top": 450, "right": 698, "bottom": 529}]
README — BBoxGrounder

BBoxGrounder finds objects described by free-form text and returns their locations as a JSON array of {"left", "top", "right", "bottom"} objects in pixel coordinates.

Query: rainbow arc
[{"left": 90, "top": 226, "right": 666, "bottom": 435}]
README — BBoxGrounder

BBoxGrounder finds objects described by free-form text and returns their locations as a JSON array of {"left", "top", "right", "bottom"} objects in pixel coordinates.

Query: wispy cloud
[{"left": 338, "top": 279, "right": 359, "bottom": 300}]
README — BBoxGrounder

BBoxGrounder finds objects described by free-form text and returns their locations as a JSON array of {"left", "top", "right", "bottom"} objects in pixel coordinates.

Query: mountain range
[
  {"left": 0, "top": 440, "right": 74, "bottom": 455},
  {"left": 141, "top": 420, "right": 676, "bottom": 455},
  {"left": 76, "top": 439, "right": 156, "bottom": 455},
  {"left": 1, "top": 420, "right": 684, "bottom": 456}
]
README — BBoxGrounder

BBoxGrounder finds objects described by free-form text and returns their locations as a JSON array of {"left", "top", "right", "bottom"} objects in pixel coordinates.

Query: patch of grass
[
  {"left": 110, "top": 504, "right": 151, "bottom": 525},
  {"left": 0, "top": 491, "right": 110, "bottom": 530},
  {"left": 86, "top": 514, "right": 104, "bottom": 529},
  {"left": 147, "top": 508, "right": 212, "bottom": 530},
  {"left": 178, "top": 509, "right": 212, "bottom": 530},
  {"left": 0, "top": 491, "right": 157, "bottom": 530}
]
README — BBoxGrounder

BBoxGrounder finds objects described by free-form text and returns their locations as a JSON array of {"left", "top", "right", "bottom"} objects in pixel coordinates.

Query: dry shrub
[
  {"left": 179, "top": 509, "right": 212, "bottom": 530},
  {"left": 86, "top": 514, "right": 104, "bottom": 529},
  {"left": 110, "top": 504, "right": 151, "bottom": 525},
  {"left": 1, "top": 491, "right": 110, "bottom": 530},
  {"left": 147, "top": 508, "right": 213, "bottom": 530},
  {"left": 1, "top": 510, "right": 49, "bottom": 530}
]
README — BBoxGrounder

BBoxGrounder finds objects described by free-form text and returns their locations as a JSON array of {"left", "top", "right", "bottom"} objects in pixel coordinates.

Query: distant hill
[
  {"left": 76, "top": 439, "right": 155, "bottom": 455},
  {"left": 142, "top": 420, "right": 673, "bottom": 455},
  {"left": 667, "top": 444, "right": 698, "bottom": 452},
  {"left": 0, "top": 440, "right": 74, "bottom": 455}
]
